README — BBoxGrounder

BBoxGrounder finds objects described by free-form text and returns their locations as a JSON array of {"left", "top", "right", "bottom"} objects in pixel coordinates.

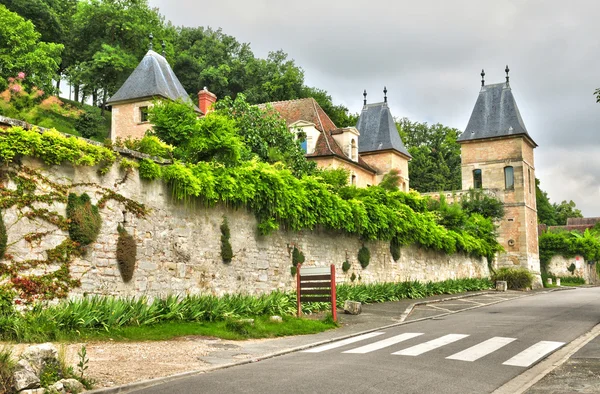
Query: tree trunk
[
  {"left": 74, "top": 85, "right": 80, "bottom": 103},
  {"left": 101, "top": 89, "right": 108, "bottom": 116},
  {"left": 55, "top": 77, "right": 61, "bottom": 94},
  {"left": 92, "top": 89, "right": 98, "bottom": 107}
]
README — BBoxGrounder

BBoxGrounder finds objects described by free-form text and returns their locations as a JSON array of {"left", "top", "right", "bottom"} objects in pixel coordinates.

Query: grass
[{"left": 542, "top": 272, "right": 586, "bottom": 288}]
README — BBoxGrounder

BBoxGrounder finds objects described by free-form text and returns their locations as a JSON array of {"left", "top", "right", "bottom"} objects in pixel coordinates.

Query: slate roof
[
  {"left": 258, "top": 98, "right": 337, "bottom": 132},
  {"left": 106, "top": 50, "right": 199, "bottom": 112},
  {"left": 306, "top": 129, "right": 376, "bottom": 173},
  {"left": 458, "top": 82, "right": 536, "bottom": 146},
  {"left": 355, "top": 102, "right": 411, "bottom": 158}
]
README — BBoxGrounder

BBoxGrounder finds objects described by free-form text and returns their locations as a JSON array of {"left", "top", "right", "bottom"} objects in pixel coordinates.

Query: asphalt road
[{"left": 131, "top": 287, "right": 600, "bottom": 394}]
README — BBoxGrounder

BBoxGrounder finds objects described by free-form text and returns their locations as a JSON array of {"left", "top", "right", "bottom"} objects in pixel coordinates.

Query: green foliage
[
  {"left": 116, "top": 225, "right": 136, "bottom": 283},
  {"left": 390, "top": 238, "right": 401, "bottom": 261},
  {"left": 358, "top": 246, "right": 370, "bottom": 269},
  {"left": 40, "top": 359, "right": 62, "bottom": 388},
  {"left": 397, "top": 117, "right": 462, "bottom": 193},
  {"left": 0, "top": 5, "right": 63, "bottom": 93},
  {"left": 0, "top": 346, "right": 16, "bottom": 394},
  {"left": 539, "top": 229, "right": 600, "bottom": 274},
  {"left": 66, "top": 193, "right": 102, "bottom": 246},
  {"left": 0, "top": 209, "right": 6, "bottom": 258},
  {"left": 76, "top": 345, "right": 89, "bottom": 383},
  {"left": 220, "top": 217, "right": 233, "bottom": 263},
  {"left": 567, "top": 263, "right": 576, "bottom": 274},
  {"left": 290, "top": 266, "right": 297, "bottom": 276},
  {"left": 75, "top": 109, "right": 104, "bottom": 139},
  {"left": 120, "top": 135, "right": 173, "bottom": 159},
  {"left": 0, "top": 127, "right": 115, "bottom": 166},
  {"left": 214, "top": 94, "right": 315, "bottom": 176},
  {"left": 292, "top": 246, "right": 305, "bottom": 267},
  {"left": 492, "top": 267, "right": 534, "bottom": 289},
  {"left": 225, "top": 319, "right": 252, "bottom": 336},
  {"left": 536, "top": 178, "right": 583, "bottom": 225},
  {"left": 342, "top": 260, "right": 351, "bottom": 273},
  {"left": 138, "top": 158, "right": 161, "bottom": 181},
  {"left": 148, "top": 99, "right": 199, "bottom": 147},
  {"left": 300, "top": 86, "right": 358, "bottom": 127},
  {"left": 460, "top": 189, "right": 505, "bottom": 221},
  {"left": 119, "top": 157, "right": 139, "bottom": 171},
  {"left": 350, "top": 273, "right": 357, "bottom": 282},
  {"left": 315, "top": 167, "right": 349, "bottom": 192},
  {"left": 379, "top": 169, "right": 402, "bottom": 192}
]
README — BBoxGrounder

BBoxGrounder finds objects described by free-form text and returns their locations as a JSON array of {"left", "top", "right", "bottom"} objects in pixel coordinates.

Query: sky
[{"left": 148, "top": 0, "right": 600, "bottom": 216}]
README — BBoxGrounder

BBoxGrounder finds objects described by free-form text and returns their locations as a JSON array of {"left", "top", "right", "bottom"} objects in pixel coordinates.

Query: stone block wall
[
  {"left": 3, "top": 157, "right": 490, "bottom": 299},
  {"left": 110, "top": 101, "right": 153, "bottom": 142},
  {"left": 546, "top": 255, "right": 598, "bottom": 284}
]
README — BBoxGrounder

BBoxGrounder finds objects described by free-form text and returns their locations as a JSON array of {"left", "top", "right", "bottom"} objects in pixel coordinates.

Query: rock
[
  {"left": 19, "top": 389, "right": 45, "bottom": 394},
  {"left": 496, "top": 280, "right": 508, "bottom": 292},
  {"left": 13, "top": 359, "right": 40, "bottom": 391},
  {"left": 59, "top": 378, "right": 85, "bottom": 393},
  {"left": 269, "top": 315, "right": 283, "bottom": 323},
  {"left": 49, "top": 380, "right": 65, "bottom": 394},
  {"left": 238, "top": 319, "right": 255, "bottom": 326},
  {"left": 344, "top": 300, "right": 362, "bottom": 315},
  {"left": 19, "top": 343, "right": 59, "bottom": 375}
]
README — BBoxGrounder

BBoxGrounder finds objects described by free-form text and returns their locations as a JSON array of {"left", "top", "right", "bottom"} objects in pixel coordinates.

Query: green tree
[
  {"left": 536, "top": 178, "right": 557, "bottom": 225},
  {"left": 0, "top": 5, "right": 63, "bottom": 93},
  {"left": 300, "top": 86, "right": 358, "bottom": 127},
  {"left": 554, "top": 200, "right": 583, "bottom": 226},
  {"left": 397, "top": 117, "right": 462, "bottom": 192}
]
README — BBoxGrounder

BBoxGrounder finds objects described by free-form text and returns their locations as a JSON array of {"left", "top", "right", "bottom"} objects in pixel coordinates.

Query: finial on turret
[
  {"left": 161, "top": 41, "right": 166, "bottom": 57},
  {"left": 481, "top": 69, "right": 485, "bottom": 87},
  {"left": 383, "top": 86, "right": 388, "bottom": 103},
  {"left": 505, "top": 65, "right": 510, "bottom": 84},
  {"left": 363, "top": 89, "right": 367, "bottom": 106},
  {"left": 149, "top": 33, "right": 154, "bottom": 51}
]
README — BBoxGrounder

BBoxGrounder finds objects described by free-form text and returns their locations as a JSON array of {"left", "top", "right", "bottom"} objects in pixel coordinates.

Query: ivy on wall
[
  {"left": 116, "top": 225, "right": 137, "bottom": 283},
  {"left": 220, "top": 216, "right": 233, "bottom": 264},
  {"left": 66, "top": 193, "right": 102, "bottom": 246}
]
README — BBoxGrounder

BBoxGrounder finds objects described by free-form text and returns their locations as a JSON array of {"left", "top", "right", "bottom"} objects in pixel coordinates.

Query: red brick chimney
[{"left": 198, "top": 87, "right": 217, "bottom": 115}]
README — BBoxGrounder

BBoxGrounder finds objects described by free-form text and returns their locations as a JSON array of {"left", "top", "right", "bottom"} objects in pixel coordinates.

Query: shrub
[
  {"left": 390, "top": 239, "right": 401, "bottom": 261},
  {"left": 292, "top": 246, "right": 305, "bottom": 267},
  {"left": 358, "top": 246, "right": 370, "bottom": 269},
  {"left": 379, "top": 169, "right": 401, "bottom": 191},
  {"left": 0, "top": 209, "right": 6, "bottom": 258},
  {"left": 124, "top": 135, "right": 174, "bottom": 159},
  {"left": 492, "top": 267, "right": 533, "bottom": 289},
  {"left": 350, "top": 273, "right": 357, "bottom": 282},
  {"left": 66, "top": 193, "right": 102, "bottom": 246},
  {"left": 138, "top": 158, "right": 161, "bottom": 180},
  {"left": 119, "top": 157, "right": 139, "bottom": 172},
  {"left": 567, "top": 263, "right": 576, "bottom": 274},
  {"left": 221, "top": 217, "right": 233, "bottom": 263},
  {"left": 116, "top": 225, "right": 137, "bottom": 283},
  {"left": 75, "top": 110, "right": 104, "bottom": 139},
  {"left": 0, "top": 347, "right": 15, "bottom": 394},
  {"left": 460, "top": 189, "right": 505, "bottom": 221},
  {"left": 342, "top": 260, "right": 351, "bottom": 273},
  {"left": 290, "top": 266, "right": 297, "bottom": 276}
]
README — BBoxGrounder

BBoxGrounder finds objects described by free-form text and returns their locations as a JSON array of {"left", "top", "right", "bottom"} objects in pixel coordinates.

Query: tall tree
[
  {"left": 0, "top": 5, "right": 63, "bottom": 92},
  {"left": 536, "top": 178, "right": 583, "bottom": 225},
  {"left": 397, "top": 117, "right": 462, "bottom": 192}
]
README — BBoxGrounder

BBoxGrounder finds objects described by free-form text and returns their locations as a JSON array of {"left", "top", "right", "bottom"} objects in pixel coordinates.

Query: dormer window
[
  {"left": 297, "top": 130, "right": 307, "bottom": 153},
  {"left": 351, "top": 139, "right": 358, "bottom": 161}
]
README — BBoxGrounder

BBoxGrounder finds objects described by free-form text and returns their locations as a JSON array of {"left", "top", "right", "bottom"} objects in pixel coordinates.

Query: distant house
[{"left": 261, "top": 91, "right": 411, "bottom": 190}]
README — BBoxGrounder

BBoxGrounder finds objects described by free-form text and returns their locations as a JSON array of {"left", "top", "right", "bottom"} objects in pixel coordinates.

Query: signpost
[{"left": 296, "top": 264, "right": 337, "bottom": 322}]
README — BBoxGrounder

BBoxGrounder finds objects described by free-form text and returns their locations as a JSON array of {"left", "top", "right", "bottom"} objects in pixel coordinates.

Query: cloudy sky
[{"left": 148, "top": 0, "right": 600, "bottom": 216}]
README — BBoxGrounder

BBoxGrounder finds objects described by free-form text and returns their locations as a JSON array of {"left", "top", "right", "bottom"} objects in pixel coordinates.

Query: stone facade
[
  {"left": 546, "top": 255, "right": 599, "bottom": 285},
  {"left": 360, "top": 150, "right": 410, "bottom": 191},
  {"left": 311, "top": 156, "right": 375, "bottom": 188},
  {"left": 110, "top": 100, "right": 153, "bottom": 142},
  {"left": 3, "top": 157, "right": 489, "bottom": 299}
]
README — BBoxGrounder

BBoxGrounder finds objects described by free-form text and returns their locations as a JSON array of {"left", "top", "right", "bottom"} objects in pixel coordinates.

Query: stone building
[
  {"left": 457, "top": 69, "right": 541, "bottom": 285},
  {"left": 106, "top": 47, "right": 202, "bottom": 142}
]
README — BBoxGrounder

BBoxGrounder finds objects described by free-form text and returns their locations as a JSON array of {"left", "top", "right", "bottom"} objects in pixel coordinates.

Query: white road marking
[
  {"left": 302, "top": 332, "right": 385, "bottom": 353},
  {"left": 446, "top": 337, "right": 516, "bottom": 361},
  {"left": 392, "top": 334, "right": 469, "bottom": 356},
  {"left": 343, "top": 333, "right": 424, "bottom": 354},
  {"left": 502, "top": 341, "right": 565, "bottom": 367}
]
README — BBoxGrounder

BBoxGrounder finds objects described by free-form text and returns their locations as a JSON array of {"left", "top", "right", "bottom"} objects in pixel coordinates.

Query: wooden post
[
  {"left": 330, "top": 264, "right": 337, "bottom": 322},
  {"left": 296, "top": 264, "right": 302, "bottom": 318}
]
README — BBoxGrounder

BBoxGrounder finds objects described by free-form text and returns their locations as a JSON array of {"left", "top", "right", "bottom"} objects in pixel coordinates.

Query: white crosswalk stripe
[
  {"left": 302, "top": 332, "right": 385, "bottom": 353},
  {"left": 343, "top": 333, "right": 424, "bottom": 354},
  {"left": 392, "top": 334, "right": 469, "bottom": 356},
  {"left": 502, "top": 341, "right": 565, "bottom": 367},
  {"left": 446, "top": 337, "right": 516, "bottom": 362}
]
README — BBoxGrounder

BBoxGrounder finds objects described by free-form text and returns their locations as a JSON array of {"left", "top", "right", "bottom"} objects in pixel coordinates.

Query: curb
[
  {"left": 492, "top": 321, "right": 600, "bottom": 394},
  {"left": 87, "top": 288, "right": 559, "bottom": 394}
]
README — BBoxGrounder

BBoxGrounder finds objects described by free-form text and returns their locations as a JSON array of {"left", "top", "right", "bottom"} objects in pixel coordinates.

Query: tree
[
  {"left": 397, "top": 117, "right": 462, "bottom": 192},
  {"left": 554, "top": 200, "right": 583, "bottom": 226},
  {"left": 536, "top": 178, "right": 583, "bottom": 225},
  {"left": 300, "top": 86, "right": 358, "bottom": 127}
]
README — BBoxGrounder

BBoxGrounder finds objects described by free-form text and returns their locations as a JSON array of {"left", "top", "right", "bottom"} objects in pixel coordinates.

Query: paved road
[{"left": 131, "top": 287, "right": 600, "bottom": 394}]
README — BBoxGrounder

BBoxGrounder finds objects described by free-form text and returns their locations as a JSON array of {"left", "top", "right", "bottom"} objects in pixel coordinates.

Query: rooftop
[{"left": 355, "top": 102, "right": 411, "bottom": 158}]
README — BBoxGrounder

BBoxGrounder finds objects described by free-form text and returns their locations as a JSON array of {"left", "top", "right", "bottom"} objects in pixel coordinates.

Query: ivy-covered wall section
[{"left": 0, "top": 127, "right": 492, "bottom": 301}]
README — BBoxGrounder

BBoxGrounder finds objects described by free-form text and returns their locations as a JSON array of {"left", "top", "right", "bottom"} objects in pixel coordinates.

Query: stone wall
[
  {"left": 546, "top": 255, "right": 598, "bottom": 285},
  {"left": 3, "top": 157, "right": 490, "bottom": 299}
]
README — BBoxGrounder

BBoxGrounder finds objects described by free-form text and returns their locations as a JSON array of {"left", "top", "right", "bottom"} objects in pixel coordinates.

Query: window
[
  {"left": 297, "top": 130, "right": 307, "bottom": 153},
  {"left": 351, "top": 174, "right": 357, "bottom": 186},
  {"left": 504, "top": 166, "right": 514, "bottom": 190},
  {"left": 528, "top": 168, "right": 532, "bottom": 194},
  {"left": 351, "top": 139, "right": 357, "bottom": 161},
  {"left": 473, "top": 169, "right": 482, "bottom": 189},
  {"left": 139, "top": 106, "right": 149, "bottom": 123}
]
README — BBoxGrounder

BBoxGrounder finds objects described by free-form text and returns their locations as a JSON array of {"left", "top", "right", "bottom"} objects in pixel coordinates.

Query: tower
[{"left": 457, "top": 67, "right": 541, "bottom": 287}]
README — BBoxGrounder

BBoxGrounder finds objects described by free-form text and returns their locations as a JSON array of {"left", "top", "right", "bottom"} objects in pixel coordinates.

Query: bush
[
  {"left": 116, "top": 225, "right": 137, "bottom": 283},
  {"left": 138, "top": 158, "right": 161, "bottom": 180},
  {"left": 342, "top": 260, "right": 351, "bottom": 273},
  {"left": 290, "top": 266, "right": 297, "bottom": 276},
  {"left": 492, "top": 267, "right": 533, "bottom": 289},
  {"left": 460, "top": 189, "right": 505, "bottom": 221},
  {"left": 292, "top": 246, "right": 305, "bottom": 267},
  {"left": 66, "top": 193, "right": 102, "bottom": 246},
  {"left": 221, "top": 217, "right": 233, "bottom": 263},
  {"left": 0, "top": 209, "right": 6, "bottom": 258},
  {"left": 567, "top": 263, "right": 576, "bottom": 274},
  {"left": 75, "top": 110, "right": 104, "bottom": 139},
  {"left": 358, "top": 246, "right": 370, "bottom": 269},
  {"left": 0, "top": 347, "right": 15, "bottom": 394},
  {"left": 390, "top": 239, "right": 401, "bottom": 261}
]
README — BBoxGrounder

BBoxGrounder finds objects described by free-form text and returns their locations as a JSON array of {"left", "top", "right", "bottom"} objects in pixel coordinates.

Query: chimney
[{"left": 198, "top": 87, "right": 217, "bottom": 115}]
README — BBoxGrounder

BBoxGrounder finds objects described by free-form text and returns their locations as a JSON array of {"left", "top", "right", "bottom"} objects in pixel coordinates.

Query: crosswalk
[{"left": 302, "top": 331, "right": 565, "bottom": 367}]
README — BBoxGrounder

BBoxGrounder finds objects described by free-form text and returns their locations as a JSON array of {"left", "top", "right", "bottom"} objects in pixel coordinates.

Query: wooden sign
[{"left": 296, "top": 264, "right": 337, "bottom": 322}]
